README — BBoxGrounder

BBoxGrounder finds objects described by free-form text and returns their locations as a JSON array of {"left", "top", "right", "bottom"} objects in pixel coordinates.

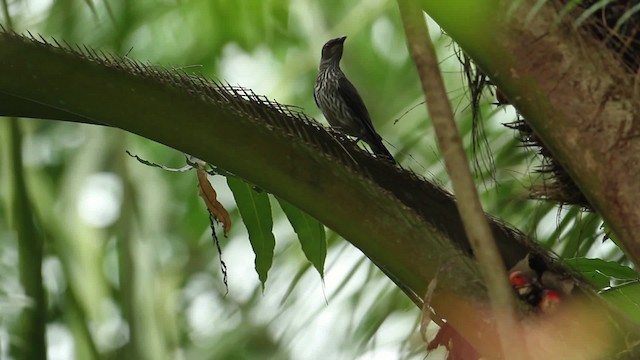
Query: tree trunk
[{"left": 424, "top": 0, "right": 640, "bottom": 267}]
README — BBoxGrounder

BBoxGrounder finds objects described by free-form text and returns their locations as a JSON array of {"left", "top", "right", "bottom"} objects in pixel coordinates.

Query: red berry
[{"left": 509, "top": 271, "right": 530, "bottom": 287}]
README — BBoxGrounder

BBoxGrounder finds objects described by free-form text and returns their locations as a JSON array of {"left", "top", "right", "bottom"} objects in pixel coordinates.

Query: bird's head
[{"left": 320, "top": 35, "right": 347, "bottom": 67}]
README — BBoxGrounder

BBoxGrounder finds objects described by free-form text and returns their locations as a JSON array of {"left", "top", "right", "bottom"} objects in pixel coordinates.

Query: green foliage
[
  {"left": 1, "top": 120, "right": 47, "bottom": 360},
  {"left": 276, "top": 197, "right": 326, "bottom": 277},
  {"left": 564, "top": 258, "right": 638, "bottom": 289},
  {"left": 601, "top": 282, "right": 640, "bottom": 323},
  {"left": 227, "top": 177, "right": 276, "bottom": 288}
]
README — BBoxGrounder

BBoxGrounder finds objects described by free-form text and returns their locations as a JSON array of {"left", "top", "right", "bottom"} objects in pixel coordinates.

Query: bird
[{"left": 314, "top": 35, "right": 396, "bottom": 163}]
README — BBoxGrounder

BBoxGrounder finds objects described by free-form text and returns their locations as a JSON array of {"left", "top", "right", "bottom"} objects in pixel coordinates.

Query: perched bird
[{"left": 314, "top": 36, "right": 395, "bottom": 163}]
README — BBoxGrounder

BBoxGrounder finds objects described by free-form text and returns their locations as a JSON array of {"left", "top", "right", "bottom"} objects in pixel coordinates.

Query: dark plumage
[{"left": 314, "top": 36, "right": 395, "bottom": 163}]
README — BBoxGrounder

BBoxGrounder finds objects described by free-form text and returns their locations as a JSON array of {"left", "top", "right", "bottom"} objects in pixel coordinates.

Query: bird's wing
[
  {"left": 337, "top": 76, "right": 374, "bottom": 126},
  {"left": 338, "top": 76, "right": 395, "bottom": 163},
  {"left": 337, "top": 76, "right": 380, "bottom": 138}
]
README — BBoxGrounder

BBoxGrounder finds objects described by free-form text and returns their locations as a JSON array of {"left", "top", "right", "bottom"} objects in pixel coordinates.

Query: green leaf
[
  {"left": 353, "top": 288, "right": 395, "bottom": 347},
  {"left": 576, "top": 270, "right": 611, "bottom": 289},
  {"left": 276, "top": 197, "right": 326, "bottom": 278},
  {"left": 601, "top": 282, "right": 640, "bottom": 323},
  {"left": 227, "top": 176, "right": 275, "bottom": 288},
  {"left": 564, "top": 258, "right": 638, "bottom": 281}
]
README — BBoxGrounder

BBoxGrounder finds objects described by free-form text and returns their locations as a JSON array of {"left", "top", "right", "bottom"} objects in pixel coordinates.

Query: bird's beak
[{"left": 337, "top": 35, "right": 347, "bottom": 43}]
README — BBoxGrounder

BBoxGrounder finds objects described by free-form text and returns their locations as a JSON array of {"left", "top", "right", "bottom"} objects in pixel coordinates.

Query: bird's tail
[{"left": 365, "top": 135, "right": 396, "bottom": 164}]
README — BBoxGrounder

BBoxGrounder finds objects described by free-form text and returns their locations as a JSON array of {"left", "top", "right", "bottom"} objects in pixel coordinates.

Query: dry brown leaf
[{"left": 196, "top": 166, "right": 231, "bottom": 236}]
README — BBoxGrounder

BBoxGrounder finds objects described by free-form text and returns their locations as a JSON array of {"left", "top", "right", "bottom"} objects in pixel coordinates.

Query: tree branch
[{"left": 397, "top": 1, "right": 524, "bottom": 358}]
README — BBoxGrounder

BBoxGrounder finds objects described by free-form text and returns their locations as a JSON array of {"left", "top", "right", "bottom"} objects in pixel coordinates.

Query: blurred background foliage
[{"left": 0, "top": 0, "right": 629, "bottom": 359}]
